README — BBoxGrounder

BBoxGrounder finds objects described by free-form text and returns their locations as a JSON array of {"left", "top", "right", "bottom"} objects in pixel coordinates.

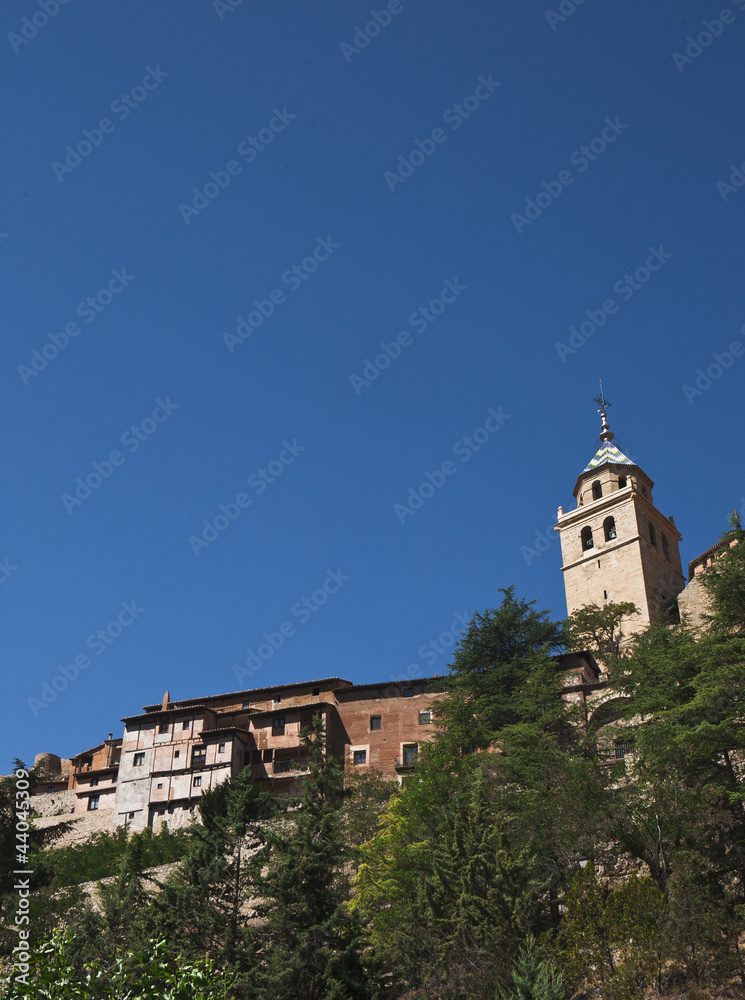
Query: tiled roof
[{"left": 582, "top": 441, "right": 636, "bottom": 473}]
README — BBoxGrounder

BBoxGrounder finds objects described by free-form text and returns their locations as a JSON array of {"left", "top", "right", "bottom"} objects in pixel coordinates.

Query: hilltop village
[{"left": 26, "top": 405, "right": 722, "bottom": 833}]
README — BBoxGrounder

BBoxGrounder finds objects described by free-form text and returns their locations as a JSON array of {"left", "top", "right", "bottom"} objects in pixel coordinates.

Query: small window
[
  {"left": 662, "top": 534, "right": 670, "bottom": 560},
  {"left": 642, "top": 486, "right": 648, "bottom": 497},
  {"left": 193, "top": 776, "right": 202, "bottom": 787},
  {"left": 273, "top": 716, "right": 285, "bottom": 729},
  {"left": 133, "top": 753, "right": 145, "bottom": 767},
  {"left": 370, "top": 715, "right": 382, "bottom": 731},
  {"left": 592, "top": 480, "right": 602, "bottom": 500},
  {"left": 581, "top": 526, "right": 594, "bottom": 551},
  {"left": 274, "top": 760, "right": 292, "bottom": 774},
  {"left": 47, "top": 785, "right": 55, "bottom": 793},
  {"left": 418, "top": 709, "right": 432, "bottom": 725},
  {"left": 182, "top": 720, "right": 190, "bottom": 729},
  {"left": 88, "top": 795, "right": 100, "bottom": 811},
  {"left": 218, "top": 742, "right": 225, "bottom": 753},
  {"left": 618, "top": 476, "right": 627, "bottom": 488},
  {"left": 90, "top": 778, "right": 99, "bottom": 787},
  {"left": 403, "top": 687, "right": 414, "bottom": 698},
  {"left": 648, "top": 521, "right": 657, "bottom": 547},
  {"left": 603, "top": 516, "right": 617, "bottom": 542},
  {"left": 353, "top": 750, "right": 367, "bottom": 765},
  {"left": 128, "top": 811, "right": 135, "bottom": 820},
  {"left": 615, "top": 743, "right": 633, "bottom": 759},
  {"left": 242, "top": 701, "right": 251, "bottom": 709},
  {"left": 274, "top": 695, "right": 282, "bottom": 704},
  {"left": 402, "top": 744, "right": 419, "bottom": 766},
  {"left": 312, "top": 687, "right": 320, "bottom": 696},
  {"left": 174, "top": 750, "right": 180, "bottom": 758},
  {"left": 157, "top": 782, "right": 162, "bottom": 789},
  {"left": 192, "top": 749, "right": 207, "bottom": 767},
  {"left": 158, "top": 722, "right": 169, "bottom": 734}
]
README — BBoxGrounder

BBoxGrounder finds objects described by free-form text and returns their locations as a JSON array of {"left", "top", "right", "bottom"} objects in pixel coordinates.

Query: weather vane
[{"left": 593, "top": 379, "right": 611, "bottom": 414}]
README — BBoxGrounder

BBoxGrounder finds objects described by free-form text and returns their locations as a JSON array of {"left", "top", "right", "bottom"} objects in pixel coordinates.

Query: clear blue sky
[{"left": 2, "top": 0, "right": 744, "bottom": 768}]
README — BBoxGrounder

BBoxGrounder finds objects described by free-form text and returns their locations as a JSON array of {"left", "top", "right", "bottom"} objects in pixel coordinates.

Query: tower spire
[{"left": 593, "top": 380, "right": 614, "bottom": 442}]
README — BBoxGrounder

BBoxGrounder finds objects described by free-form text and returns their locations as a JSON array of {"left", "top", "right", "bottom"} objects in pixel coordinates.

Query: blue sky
[{"left": 2, "top": 0, "right": 744, "bottom": 769}]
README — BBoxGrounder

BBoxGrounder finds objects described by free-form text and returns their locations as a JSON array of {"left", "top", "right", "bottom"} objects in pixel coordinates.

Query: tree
[
  {"left": 254, "top": 716, "right": 380, "bottom": 1000},
  {"left": 564, "top": 601, "right": 639, "bottom": 662},
  {"left": 700, "top": 511, "right": 745, "bottom": 635},
  {"left": 498, "top": 934, "right": 564, "bottom": 1000}
]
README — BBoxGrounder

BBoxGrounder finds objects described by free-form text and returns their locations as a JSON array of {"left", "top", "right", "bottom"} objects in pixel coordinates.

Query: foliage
[
  {"left": 3, "top": 931, "right": 236, "bottom": 999},
  {"left": 497, "top": 934, "right": 564, "bottom": 1000},
  {"left": 563, "top": 601, "right": 639, "bottom": 661},
  {"left": 700, "top": 512, "right": 745, "bottom": 635}
]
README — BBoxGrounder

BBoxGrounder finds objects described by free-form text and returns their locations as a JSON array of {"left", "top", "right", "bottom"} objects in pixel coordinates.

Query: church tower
[{"left": 555, "top": 391, "right": 685, "bottom": 636}]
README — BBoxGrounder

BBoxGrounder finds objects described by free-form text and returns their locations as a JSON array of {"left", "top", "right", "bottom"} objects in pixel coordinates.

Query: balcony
[{"left": 394, "top": 750, "right": 419, "bottom": 771}]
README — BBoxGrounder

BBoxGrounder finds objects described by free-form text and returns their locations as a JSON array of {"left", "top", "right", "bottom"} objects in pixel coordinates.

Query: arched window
[
  {"left": 648, "top": 521, "right": 657, "bottom": 547},
  {"left": 618, "top": 476, "right": 627, "bottom": 489},
  {"left": 592, "top": 480, "right": 602, "bottom": 500},
  {"left": 604, "top": 516, "right": 617, "bottom": 541},
  {"left": 662, "top": 533, "right": 670, "bottom": 560},
  {"left": 581, "top": 526, "right": 594, "bottom": 551}
]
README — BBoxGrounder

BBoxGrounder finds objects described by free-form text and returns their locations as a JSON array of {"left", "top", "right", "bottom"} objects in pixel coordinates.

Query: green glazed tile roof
[{"left": 582, "top": 441, "right": 636, "bottom": 473}]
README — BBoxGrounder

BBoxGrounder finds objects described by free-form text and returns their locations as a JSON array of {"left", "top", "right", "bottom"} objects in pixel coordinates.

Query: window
[
  {"left": 242, "top": 700, "right": 251, "bottom": 709},
  {"left": 182, "top": 720, "right": 190, "bottom": 729},
  {"left": 128, "top": 811, "right": 135, "bottom": 820},
  {"left": 402, "top": 745, "right": 419, "bottom": 766},
  {"left": 273, "top": 716, "right": 285, "bottom": 729},
  {"left": 157, "top": 782, "right": 163, "bottom": 789},
  {"left": 312, "top": 687, "right": 320, "bottom": 696},
  {"left": 90, "top": 778, "right": 99, "bottom": 787},
  {"left": 648, "top": 521, "right": 657, "bottom": 547},
  {"left": 218, "top": 742, "right": 225, "bottom": 753},
  {"left": 418, "top": 709, "right": 432, "bottom": 725},
  {"left": 174, "top": 750, "right": 180, "bottom": 758},
  {"left": 274, "top": 695, "right": 282, "bottom": 704},
  {"left": 618, "top": 476, "right": 627, "bottom": 488},
  {"left": 581, "top": 526, "right": 594, "bottom": 551},
  {"left": 614, "top": 743, "right": 633, "bottom": 759},
  {"left": 47, "top": 786, "right": 55, "bottom": 793},
  {"left": 592, "top": 480, "right": 602, "bottom": 500},
  {"left": 403, "top": 687, "right": 414, "bottom": 698},
  {"left": 88, "top": 795, "right": 100, "bottom": 811},
  {"left": 603, "top": 516, "right": 617, "bottom": 541},
  {"left": 353, "top": 750, "right": 367, "bottom": 765},
  {"left": 274, "top": 759, "right": 292, "bottom": 774},
  {"left": 662, "top": 533, "right": 670, "bottom": 560},
  {"left": 193, "top": 776, "right": 202, "bottom": 787},
  {"left": 370, "top": 715, "right": 382, "bottom": 731},
  {"left": 158, "top": 722, "right": 169, "bottom": 734},
  {"left": 133, "top": 753, "right": 145, "bottom": 766},
  {"left": 192, "top": 749, "right": 207, "bottom": 767}
]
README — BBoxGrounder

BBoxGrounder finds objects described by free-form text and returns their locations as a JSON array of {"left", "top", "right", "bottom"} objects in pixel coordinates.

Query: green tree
[
  {"left": 564, "top": 601, "right": 639, "bottom": 661},
  {"left": 255, "top": 715, "right": 379, "bottom": 1000},
  {"left": 498, "top": 934, "right": 564, "bottom": 1000}
]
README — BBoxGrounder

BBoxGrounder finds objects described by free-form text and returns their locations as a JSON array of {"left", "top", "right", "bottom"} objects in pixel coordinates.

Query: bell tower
[{"left": 555, "top": 389, "right": 685, "bottom": 636}]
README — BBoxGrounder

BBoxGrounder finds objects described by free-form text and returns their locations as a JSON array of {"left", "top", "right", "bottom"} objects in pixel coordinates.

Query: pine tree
[
  {"left": 498, "top": 934, "right": 564, "bottom": 1000},
  {"left": 254, "top": 715, "right": 379, "bottom": 1000}
]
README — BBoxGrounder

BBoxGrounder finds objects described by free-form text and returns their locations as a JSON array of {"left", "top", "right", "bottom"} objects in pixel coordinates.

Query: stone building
[
  {"left": 113, "top": 676, "right": 444, "bottom": 832},
  {"left": 555, "top": 402, "right": 686, "bottom": 638}
]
